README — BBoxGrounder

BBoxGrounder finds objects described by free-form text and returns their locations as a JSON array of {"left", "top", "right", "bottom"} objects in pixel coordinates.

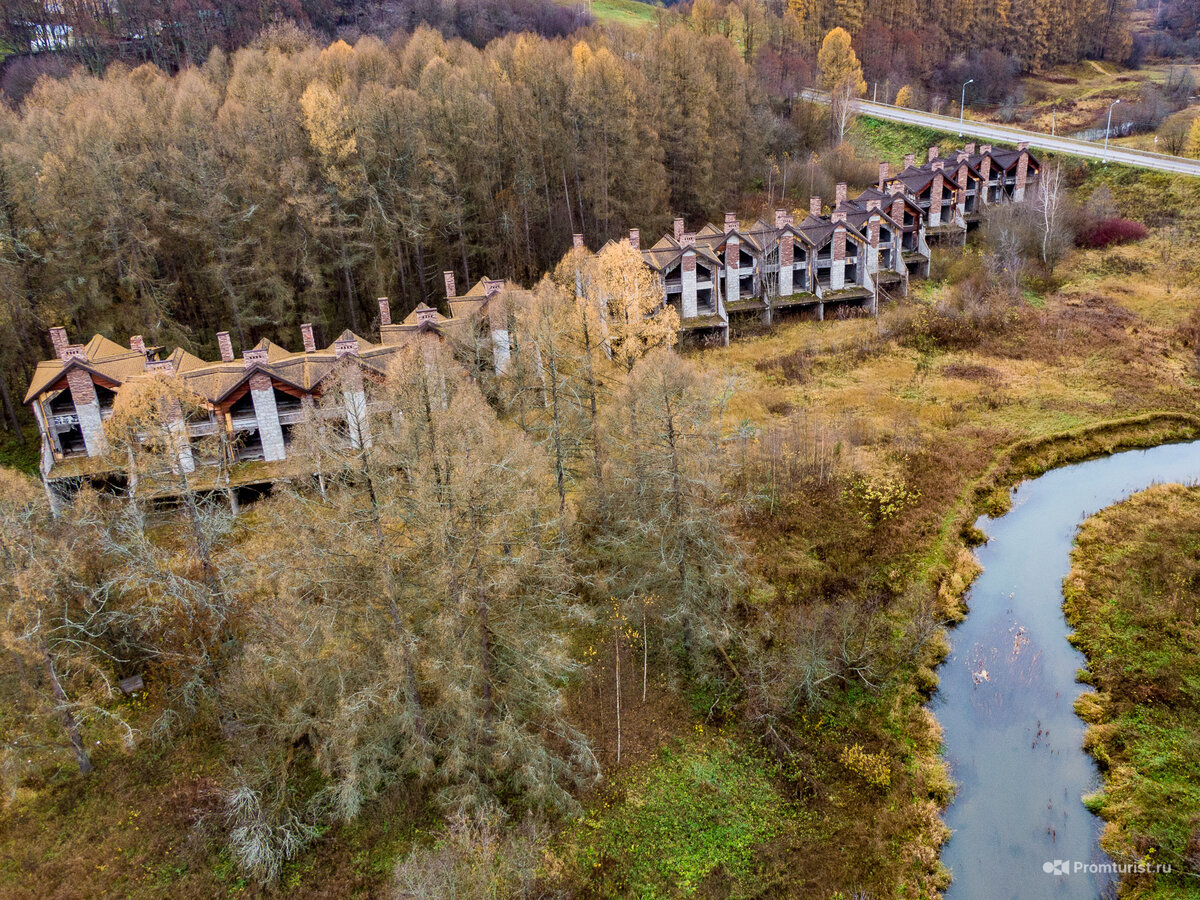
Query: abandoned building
[
  {"left": 27, "top": 141, "right": 1040, "bottom": 501},
  {"left": 24, "top": 279, "right": 527, "bottom": 502},
  {"left": 625, "top": 141, "right": 1039, "bottom": 336}
]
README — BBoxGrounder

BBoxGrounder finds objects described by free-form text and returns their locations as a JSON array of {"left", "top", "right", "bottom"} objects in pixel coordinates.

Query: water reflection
[{"left": 934, "top": 441, "right": 1200, "bottom": 900}]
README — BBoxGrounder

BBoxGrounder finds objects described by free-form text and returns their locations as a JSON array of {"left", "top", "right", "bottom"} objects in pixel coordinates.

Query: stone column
[
  {"left": 779, "top": 234, "right": 793, "bottom": 298},
  {"left": 831, "top": 226, "right": 846, "bottom": 291},
  {"left": 929, "top": 174, "right": 944, "bottom": 227},
  {"left": 1015, "top": 145, "right": 1029, "bottom": 201},
  {"left": 249, "top": 372, "right": 286, "bottom": 462},
  {"left": 726, "top": 234, "right": 740, "bottom": 304},
  {"left": 65, "top": 367, "right": 106, "bottom": 457},
  {"left": 681, "top": 250, "right": 698, "bottom": 319}
]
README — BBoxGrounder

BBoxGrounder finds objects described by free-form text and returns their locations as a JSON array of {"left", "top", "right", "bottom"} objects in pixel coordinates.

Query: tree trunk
[{"left": 43, "top": 645, "right": 92, "bottom": 775}]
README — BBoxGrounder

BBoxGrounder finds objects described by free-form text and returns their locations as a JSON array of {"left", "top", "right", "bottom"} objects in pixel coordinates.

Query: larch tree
[
  {"left": 0, "top": 473, "right": 128, "bottom": 781},
  {"left": 591, "top": 349, "right": 739, "bottom": 686},
  {"left": 221, "top": 344, "right": 596, "bottom": 880},
  {"left": 581, "top": 239, "right": 679, "bottom": 374},
  {"left": 818, "top": 27, "right": 867, "bottom": 143}
]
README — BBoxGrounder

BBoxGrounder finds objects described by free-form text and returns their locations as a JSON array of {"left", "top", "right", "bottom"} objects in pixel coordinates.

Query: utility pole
[
  {"left": 959, "top": 79, "right": 974, "bottom": 136},
  {"left": 1103, "top": 98, "right": 1121, "bottom": 163}
]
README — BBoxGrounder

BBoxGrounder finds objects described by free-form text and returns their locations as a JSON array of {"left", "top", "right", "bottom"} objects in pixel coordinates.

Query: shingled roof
[{"left": 24, "top": 334, "right": 149, "bottom": 403}]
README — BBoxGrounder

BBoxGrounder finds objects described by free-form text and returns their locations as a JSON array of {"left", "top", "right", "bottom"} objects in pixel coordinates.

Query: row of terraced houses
[{"left": 25, "top": 142, "right": 1039, "bottom": 500}]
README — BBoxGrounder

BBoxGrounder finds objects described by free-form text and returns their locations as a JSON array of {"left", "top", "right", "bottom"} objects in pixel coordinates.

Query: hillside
[{"left": 4, "top": 121, "right": 1200, "bottom": 896}]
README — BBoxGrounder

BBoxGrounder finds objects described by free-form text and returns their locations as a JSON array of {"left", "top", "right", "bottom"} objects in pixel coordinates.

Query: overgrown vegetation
[
  {"left": 1065, "top": 483, "right": 1200, "bottom": 898},
  {"left": 3, "top": 107, "right": 1200, "bottom": 900}
]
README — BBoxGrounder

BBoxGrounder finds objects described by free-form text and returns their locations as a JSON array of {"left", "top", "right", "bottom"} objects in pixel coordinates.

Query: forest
[
  {"left": 0, "top": 0, "right": 1149, "bottom": 436},
  {"left": 0, "top": 22, "right": 766, "bottom": 412}
]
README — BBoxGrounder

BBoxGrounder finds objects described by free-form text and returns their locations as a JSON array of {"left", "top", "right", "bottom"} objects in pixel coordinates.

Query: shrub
[{"left": 1076, "top": 218, "right": 1149, "bottom": 249}]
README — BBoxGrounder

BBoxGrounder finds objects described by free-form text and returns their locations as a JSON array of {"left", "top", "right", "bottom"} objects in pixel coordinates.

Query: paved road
[{"left": 802, "top": 90, "right": 1200, "bottom": 177}]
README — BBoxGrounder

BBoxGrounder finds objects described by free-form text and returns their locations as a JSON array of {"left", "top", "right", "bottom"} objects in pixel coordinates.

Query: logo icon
[{"left": 1043, "top": 860, "right": 1070, "bottom": 875}]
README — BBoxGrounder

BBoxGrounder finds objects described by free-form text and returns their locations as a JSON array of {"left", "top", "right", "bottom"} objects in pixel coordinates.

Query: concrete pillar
[
  {"left": 492, "top": 329, "right": 511, "bottom": 374},
  {"left": 831, "top": 227, "right": 846, "bottom": 291},
  {"left": 343, "top": 385, "right": 370, "bottom": 450},
  {"left": 779, "top": 234, "right": 793, "bottom": 297},
  {"left": 681, "top": 250, "right": 698, "bottom": 319},
  {"left": 65, "top": 367, "right": 105, "bottom": 457},
  {"left": 726, "top": 235, "right": 740, "bottom": 304},
  {"left": 149, "top": 359, "right": 194, "bottom": 474},
  {"left": 248, "top": 372, "right": 286, "bottom": 462}
]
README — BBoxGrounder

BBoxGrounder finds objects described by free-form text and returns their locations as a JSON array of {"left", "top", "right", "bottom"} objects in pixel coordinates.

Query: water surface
[{"left": 935, "top": 441, "right": 1200, "bottom": 899}]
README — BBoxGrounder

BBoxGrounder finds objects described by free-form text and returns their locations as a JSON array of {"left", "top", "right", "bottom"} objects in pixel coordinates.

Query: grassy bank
[{"left": 1065, "top": 483, "right": 1200, "bottom": 897}]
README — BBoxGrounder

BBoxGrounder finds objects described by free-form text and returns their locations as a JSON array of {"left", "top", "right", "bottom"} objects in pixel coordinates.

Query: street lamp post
[
  {"left": 1103, "top": 98, "right": 1121, "bottom": 162},
  {"left": 959, "top": 79, "right": 974, "bottom": 135}
]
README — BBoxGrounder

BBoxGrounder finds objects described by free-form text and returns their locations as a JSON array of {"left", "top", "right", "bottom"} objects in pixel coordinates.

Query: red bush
[{"left": 1077, "top": 218, "right": 1149, "bottom": 249}]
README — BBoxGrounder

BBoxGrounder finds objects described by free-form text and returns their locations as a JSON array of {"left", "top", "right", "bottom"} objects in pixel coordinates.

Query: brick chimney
[
  {"left": 217, "top": 331, "right": 234, "bottom": 363},
  {"left": 673, "top": 217, "right": 684, "bottom": 242},
  {"left": 866, "top": 198, "right": 881, "bottom": 211},
  {"left": 484, "top": 278, "right": 504, "bottom": 299},
  {"left": 62, "top": 344, "right": 87, "bottom": 361},
  {"left": 835, "top": 183, "right": 847, "bottom": 206},
  {"left": 443, "top": 271, "right": 456, "bottom": 299},
  {"left": 928, "top": 145, "right": 939, "bottom": 162},
  {"left": 1017, "top": 141, "right": 1029, "bottom": 151},
  {"left": 244, "top": 347, "right": 268, "bottom": 368},
  {"left": 129, "top": 335, "right": 146, "bottom": 354},
  {"left": 629, "top": 228, "right": 640, "bottom": 250},
  {"left": 964, "top": 142, "right": 976, "bottom": 154},
  {"left": 724, "top": 212, "right": 737, "bottom": 232},
  {"left": 301, "top": 323, "right": 316, "bottom": 353},
  {"left": 808, "top": 197, "right": 820, "bottom": 217},
  {"left": 904, "top": 152, "right": 915, "bottom": 169},
  {"left": 680, "top": 231, "right": 696, "bottom": 247},
  {"left": 378, "top": 298, "right": 391, "bottom": 327},
  {"left": 49, "top": 326, "right": 69, "bottom": 360},
  {"left": 416, "top": 305, "right": 438, "bottom": 327},
  {"left": 980, "top": 144, "right": 992, "bottom": 155},
  {"left": 831, "top": 210, "right": 847, "bottom": 224},
  {"left": 147, "top": 358, "right": 175, "bottom": 376},
  {"left": 573, "top": 233, "right": 584, "bottom": 250},
  {"left": 334, "top": 338, "right": 359, "bottom": 358},
  {"left": 931, "top": 159, "right": 945, "bottom": 171},
  {"left": 775, "top": 208, "right": 788, "bottom": 228},
  {"left": 878, "top": 161, "right": 889, "bottom": 189},
  {"left": 956, "top": 150, "right": 969, "bottom": 163}
]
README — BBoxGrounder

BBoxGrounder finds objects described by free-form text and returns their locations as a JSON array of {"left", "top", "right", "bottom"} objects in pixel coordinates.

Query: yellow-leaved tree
[
  {"left": 895, "top": 85, "right": 914, "bottom": 108},
  {"left": 818, "top": 27, "right": 867, "bottom": 143},
  {"left": 582, "top": 239, "right": 679, "bottom": 373}
]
